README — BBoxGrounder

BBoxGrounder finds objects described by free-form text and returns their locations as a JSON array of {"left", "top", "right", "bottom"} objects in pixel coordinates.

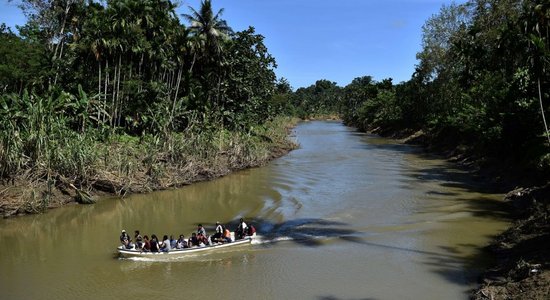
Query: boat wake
[
  {"left": 247, "top": 234, "right": 292, "bottom": 245},
  {"left": 249, "top": 233, "right": 337, "bottom": 247}
]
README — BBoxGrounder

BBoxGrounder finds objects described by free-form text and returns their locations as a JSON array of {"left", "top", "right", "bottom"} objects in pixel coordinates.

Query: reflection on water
[{"left": 0, "top": 121, "right": 508, "bottom": 300}]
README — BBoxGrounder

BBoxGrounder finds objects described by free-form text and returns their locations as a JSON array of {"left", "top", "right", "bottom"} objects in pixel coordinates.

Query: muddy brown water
[{"left": 0, "top": 121, "right": 509, "bottom": 300}]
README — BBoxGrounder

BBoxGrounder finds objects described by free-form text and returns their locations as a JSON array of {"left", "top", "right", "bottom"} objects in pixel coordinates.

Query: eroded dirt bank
[{"left": 471, "top": 185, "right": 550, "bottom": 300}]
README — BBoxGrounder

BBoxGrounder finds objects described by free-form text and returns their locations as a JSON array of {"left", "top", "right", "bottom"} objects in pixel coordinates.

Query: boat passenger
[
  {"left": 120, "top": 230, "right": 132, "bottom": 249},
  {"left": 197, "top": 224, "right": 210, "bottom": 245},
  {"left": 188, "top": 232, "right": 200, "bottom": 247},
  {"left": 134, "top": 230, "right": 143, "bottom": 249},
  {"left": 212, "top": 221, "right": 224, "bottom": 242},
  {"left": 160, "top": 235, "right": 171, "bottom": 252},
  {"left": 150, "top": 234, "right": 160, "bottom": 252},
  {"left": 142, "top": 235, "right": 151, "bottom": 252},
  {"left": 197, "top": 224, "right": 207, "bottom": 236},
  {"left": 198, "top": 233, "right": 209, "bottom": 245},
  {"left": 169, "top": 235, "right": 177, "bottom": 249},
  {"left": 223, "top": 226, "right": 232, "bottom": 243},
  {"left": 176, "top": 235, "right": 188, "bottom": 249},
  {"left": 247, "top": 224, "right": 256, "bottom": 236},
  {"left": 236, "top": 218, "right": 248, "bottom": 240}
]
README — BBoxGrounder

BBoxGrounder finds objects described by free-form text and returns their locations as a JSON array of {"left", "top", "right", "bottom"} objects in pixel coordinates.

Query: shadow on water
[
  {"left": 357, "top": 133, "right": 512, "bottom": 219},
  {"left": 227, "top": 216, "right": 497, "bottom": 287},
  {"left": 277, "top": 125, "right": 512, "bottom": 289},
  {"left": 277, "top": 124, "right": 512, "bottom": 293},
  {"left": 226, "top": 218, "right": 357, "bottom": 247},
  {"left": 399, "top": 162, "right": 512, "bottom": 221},
  {"left": 362, "top": 141, "right": 511, "bottom": 286},
  {"left": 235, "top": 184, "right": 507, "bottom": 288},
  {"left": 318, "top": 296, "right": 378, "bottom": 300},
  {"left": 339, "top": 235, "right": 499, "bottom": 287},
  {"left": 345, "top": 127, "right": 508, "bottom": 192},
  {"left": 413, "top": 195, "right": 511, "bottom": 221}
]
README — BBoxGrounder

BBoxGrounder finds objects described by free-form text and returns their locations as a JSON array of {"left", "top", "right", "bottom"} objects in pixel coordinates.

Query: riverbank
[
  {"left": 471, "top": 185, "right": 550, "bottom": 300},
  {"left": 0, "top": 116, "right": 299, "bottom": 218},
  {"left": 364, "top": 126, "right": 549, "bottom": 300}
]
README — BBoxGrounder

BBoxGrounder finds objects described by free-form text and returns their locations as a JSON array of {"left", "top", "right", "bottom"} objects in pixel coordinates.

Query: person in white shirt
[
  {"left": 160, "top": 235, "right": 171, "bottom": 252},
  {"left": 236, "top": 218, "right": 248, "bottom": 239},
  {"left": 212, "top": 221, "right": 224, "bottom": 242}
]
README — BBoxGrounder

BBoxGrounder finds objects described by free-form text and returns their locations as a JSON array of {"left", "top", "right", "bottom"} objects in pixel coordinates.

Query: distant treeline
[{"left": 291, "top": 0, "right": 550, "bottom": 179}]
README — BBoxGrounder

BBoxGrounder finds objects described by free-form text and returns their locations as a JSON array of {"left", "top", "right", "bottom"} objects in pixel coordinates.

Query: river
[{"left": 0, "top": 121, "right": 509, "bottom": 299}]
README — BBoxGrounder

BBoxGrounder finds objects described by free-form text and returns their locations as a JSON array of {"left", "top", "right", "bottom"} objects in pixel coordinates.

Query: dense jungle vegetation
[
  {"left": 293, "top": 0, "right": 550, "bottom": 182},
  {"left": 2, "top": 1, "right": 547, "bottom": 296},
  {"left": 0, "top": 0, "right": 296, "bottom": 213},
  {"left": 2, "top": 0, "right": 550, "bottom": 210}
]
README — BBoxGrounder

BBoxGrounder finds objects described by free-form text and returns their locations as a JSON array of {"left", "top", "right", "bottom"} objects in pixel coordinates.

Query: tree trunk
[
  {"left": 171, "top": 67, "right": 183, "bottom": 125},
  {"left": 98, "top": 61, "right": 102, "bottom": 125},
  {"left": 114, "top": 55, "right": 122, "bottom": 127},
  {"left": 110, "top": 60, "right": 118, "bottom": 127},
  {"left": 53, "top": 1, "right": 71, "bottom": 60},
  {"left": 538, "top": 77, "right": 550, "bottom": 147},
  {"left": 138, "top": 53, "right": 144, "bottom": 92},
  {"left": 52, "top": 1, "right": 72, "bottom": 86},
  {"left": 104, "top": 60, "right": 109, "bottom": 124}
]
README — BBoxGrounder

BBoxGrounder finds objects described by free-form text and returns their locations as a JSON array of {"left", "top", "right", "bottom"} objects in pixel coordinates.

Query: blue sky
[{"left": 1, "top": 0, "right": 463, "bottom": 89}]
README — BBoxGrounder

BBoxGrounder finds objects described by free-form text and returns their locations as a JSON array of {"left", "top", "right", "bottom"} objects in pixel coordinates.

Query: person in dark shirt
[
  {"left": 150, "top": 234, "right": 160, "bottom": 252},
  {"left": 188, "top": 232, "right": 199, "bottom": 247},
  {"left": 134, "top": 230, "right": 143, "bottom": 249},
  {"left": 120, "top": 230, "right": 131, "bottom": 249},
  {"left": 142, "top": 235, "right": 151, "bottom": 251}
]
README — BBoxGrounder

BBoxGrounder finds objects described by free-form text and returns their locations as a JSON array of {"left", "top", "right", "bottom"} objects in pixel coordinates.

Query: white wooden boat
[{"left": 117, "top": 236, "right": 254, "bottom": 258}]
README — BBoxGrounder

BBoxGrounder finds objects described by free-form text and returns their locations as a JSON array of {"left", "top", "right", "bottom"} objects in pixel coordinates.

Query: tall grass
[
  {"left": 0, "top": 91, "right": 100, "bottom": 180},
  {"left": 1, "top": 91, "right": 298, "bottom": 214}
]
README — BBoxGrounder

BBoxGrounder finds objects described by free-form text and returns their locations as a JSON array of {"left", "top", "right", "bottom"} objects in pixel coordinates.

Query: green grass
[{"left": 0, "top": 97, "right": 298, "bottom": 214}]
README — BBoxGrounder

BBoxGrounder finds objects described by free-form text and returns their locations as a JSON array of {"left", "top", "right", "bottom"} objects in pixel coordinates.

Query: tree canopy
[
  {"left": 0, "top": 0, "right": 291, "bottom": 180},
  {"left": 1, "top": 0, "right": 285, "bottom": 134}
]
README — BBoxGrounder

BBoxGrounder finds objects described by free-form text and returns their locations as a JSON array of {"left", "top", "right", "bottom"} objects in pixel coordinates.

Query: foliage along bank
[
  {"left": 0, "top": 0, "right": 297, "bottom": 216},
  {"left": 289, "top": 1, "right": 550, "bottom": 298},
  {"left": 293, "top": 0, "right": 550, "bottom": 185}
]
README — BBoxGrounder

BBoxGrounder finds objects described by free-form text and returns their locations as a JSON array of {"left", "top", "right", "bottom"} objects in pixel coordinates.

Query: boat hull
[{"left": 117, "top": 237, "right": 253, "bottom": 258}]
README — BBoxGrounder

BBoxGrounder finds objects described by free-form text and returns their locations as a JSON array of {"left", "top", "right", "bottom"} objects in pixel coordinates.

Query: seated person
[
  {"left": 160, "top": 235, "right": 171, "bottom": 252},
  {"left": 188, "top": 233, "right": 200, "bottom": 247},
  {"left": 197, "top": 232, "right": 209, "bottom": 246},
  {"left": 142, "top": 235, "right": 151, "bottom": 252},
  {"left": 212, "top": 221, "right": 224, "bottom": 243},
  {"left": 247, "top": 224, "right": 256, "bottom": 236},
  {"left": 120, "top": 230, "right": 132, "bottom": 249},
  {"left": 150, "top": 234, "right": 160, "bottom": 252},
  {"left": 176, "top": 234, "right": 188, "bottom": 249},
  {"left": 236, "top": 218, "right": 248, "bottom": 240},
  {"left": 169, "top": 235, "right": 177, "bottom": 249},
  {"left": 223, "top": 227, "right": 232, "bottom": 243},
  {"left": 134, "top": 230, "right": 143, "bottom": 249},
  {"left": 197, "top": 224, "right": 207, "bottom": 236}
]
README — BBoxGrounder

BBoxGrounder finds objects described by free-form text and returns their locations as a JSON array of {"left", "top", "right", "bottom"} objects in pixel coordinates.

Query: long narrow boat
[{"left": 117, "top": 236, "right": 253, "bottom": 258}]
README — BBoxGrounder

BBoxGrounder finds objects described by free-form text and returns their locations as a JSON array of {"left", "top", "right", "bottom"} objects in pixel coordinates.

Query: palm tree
[
  {"left": 182, "top": 0, "right": 233, "bottom": 115},
  {"left": 182, "top": 0, "right": 232, "bottom": 59}
]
